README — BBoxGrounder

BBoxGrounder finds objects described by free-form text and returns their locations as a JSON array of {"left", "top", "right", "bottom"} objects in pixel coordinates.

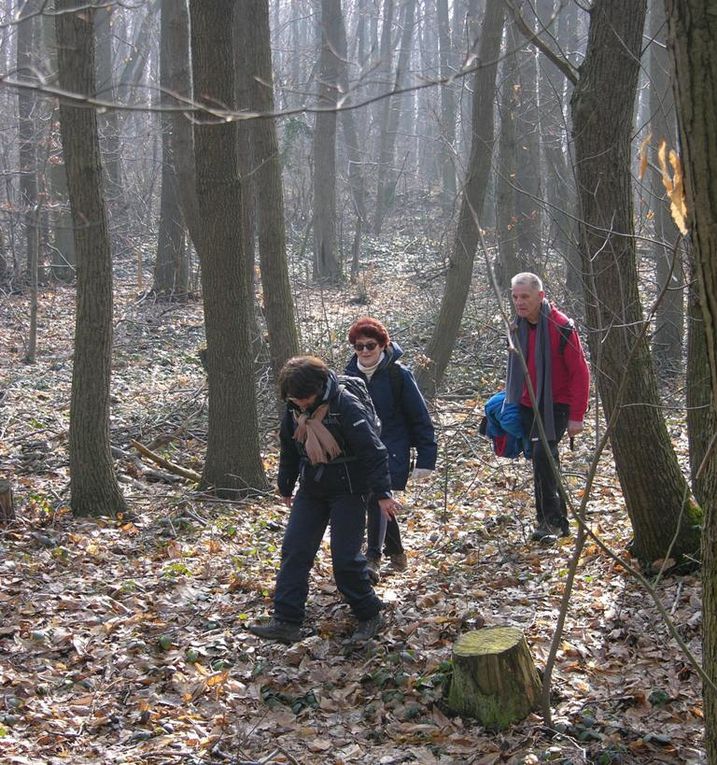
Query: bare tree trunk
[
  {"left": 163, "top": 0, "right": 202, "bottom": 255},
  {"left": 647, "top": 3, "right": 683, "bottom": 371},
  {"left": 437, "top": 0, "right": 457, "bottom": 209},
  {"left": 373, "top": 0, "right": 416, "bottom": 234},
  {"left": 312, "top": 0, "right": 342, "bottom": 282},
  {"left": 495, "top": 19, "right": 527, "bottom": 290},
  {"left": 571, "top": 0, "right": 700, "bottom": 562},
  {"left": 189, "top": 0, "right": 268, "bottom": 496},
  {"left": 153, "top": 0, "right": 189, "bottom": 298},
  {"left": 17, "top": 1, "right": 41, "bottom": 281},
  {"left": 55, "top": 0, "right": 127, "bottom": 517},
  {"left": 246, "top": 0, "right": 300, "bottom": 376},
  {"left": 666, "top": 5, "right": 717, "bottom": 754},
  {"left": 414, "top": 0, "right": 506, "bottom": 397}
]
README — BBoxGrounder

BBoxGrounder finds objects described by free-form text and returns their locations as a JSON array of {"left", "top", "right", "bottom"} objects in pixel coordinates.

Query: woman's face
[{"left": 353, "top": 333, "right": 385, "bottom": 367}]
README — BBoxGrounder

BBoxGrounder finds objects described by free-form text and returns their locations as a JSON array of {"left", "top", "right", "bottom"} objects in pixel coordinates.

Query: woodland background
[{"left": 0, "top": 1, "right": 715, "bottom": 764}]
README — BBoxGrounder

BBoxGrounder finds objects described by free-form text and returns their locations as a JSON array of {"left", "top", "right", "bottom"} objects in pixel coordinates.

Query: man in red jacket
[{"left": 505, "top": 272, "right": 590, "bottom": 542}]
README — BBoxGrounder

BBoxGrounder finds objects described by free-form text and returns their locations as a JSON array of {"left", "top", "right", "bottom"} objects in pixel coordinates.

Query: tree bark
[
  {"left": 373, "top": 0, "right": 416, "bottom": 234},
  {"left": 55, "top": 0, "right": 127, "bottom": 517},
  {"left": 647, "top": 3, "right": 684, "bottom": 371},
  {"left": 246, "top": 0, "right": 300, "bottom": 377},
  {"left": 189, "top": 0, "right": 268, "bottom": 496},
  {"left": 312, "top": 0, "right": 342, "bottom": 282},
  {"left": 17, "top": 0, "right": 41, "bottom": 281},
  {"left": 414, "top": 0, "right": 506, "bottom": 397},
  {"left": 571, "top": 0, "right": 700, "bottom": 562},
  {"left": 153, "top": 0, "right": 189, "bottom": 298},
  {"left": 437, "top": 0, "right": 457, "bottom": 210},
  {"left": 665, "top": 3, "right": 717, "bottom": 758}
]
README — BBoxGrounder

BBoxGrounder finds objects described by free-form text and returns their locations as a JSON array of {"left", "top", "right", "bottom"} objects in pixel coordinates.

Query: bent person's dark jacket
[{"left": 278, "top": 371, "right": 392, "bottom": 499}]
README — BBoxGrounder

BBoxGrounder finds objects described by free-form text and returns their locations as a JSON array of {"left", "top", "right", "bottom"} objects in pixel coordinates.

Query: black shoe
[
  {"left": 350, "top": 613, "right": 384, "bottom": 643},
  {"left": 248, "top": 617, "right": 301, "bottom": 644},
  {"left": 531, "top": 522, "right": 569, "bottom": 543},
  {"left": 366, "top": 557, "right": 381, "bottom": 585}
]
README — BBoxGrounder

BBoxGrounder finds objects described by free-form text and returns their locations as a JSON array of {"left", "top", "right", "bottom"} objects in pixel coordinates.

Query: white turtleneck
[{"left": 357, "top": 351, "right": 385, "bottom": 381}]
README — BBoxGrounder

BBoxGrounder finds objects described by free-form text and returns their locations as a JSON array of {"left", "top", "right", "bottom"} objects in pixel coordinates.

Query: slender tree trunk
[
  {"left": 373, "top": 0, "right": 416, "bottom": 234},
  {"left": 437, "top": 0, "right": 457, "bottom": 209},
  {"left": 189, "top": 0, "right": 268, "bottom": 496},
  {"left": 17, "top": 1, "right": 41, "bottom": 281},
  {"left": 495, "top": 19, "right": 527, "bottom": 289},
  {"left": 163, "top": 0, "right": 202, "bottom": 255},
  {"left": 571, "top": 0, "right": 700, "bottom": 562},
  {"left": 647, "top": 3, "right": 683, "bottom": 371},
  {"left": 153, "top": 0, "right": 189, "bottom": 298},
  {"left": 666, "top": 4, "right": 717, "bottom": 756},
  {"left": 55, "top": 0, "right": 127, "bottom": 517},
  {"left": 414, "top": 0, "right": 506, "bottom": 397},
  {"left": 246, "top": 0, "right": 300, "bottom": 377},
  {"left": 312, "top": 0, "right": 342, "bottom": 282}
]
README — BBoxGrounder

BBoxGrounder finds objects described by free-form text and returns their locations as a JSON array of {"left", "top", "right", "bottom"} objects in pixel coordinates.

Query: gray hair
[{"left": 510, "top": 272, "right": 543, "bottom": 292}]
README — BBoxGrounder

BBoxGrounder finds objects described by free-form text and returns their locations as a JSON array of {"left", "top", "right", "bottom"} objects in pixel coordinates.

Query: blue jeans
[
  {"left": 366, "top": 497, "right": 404, "bottom": 561},
  {"left": 273, "top": 489, "right": 382, "bottom": 624},
  {"left": 520, "top": 403, "right": 569, "bottom": 530}
]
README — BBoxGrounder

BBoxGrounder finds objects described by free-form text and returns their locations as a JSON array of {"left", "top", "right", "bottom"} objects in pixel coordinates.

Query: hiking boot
[
  {"left": 248, "top": 617, "right": 301, "bottom": 644},
  {"left": 388, "top": 552, "right": 408, "bottom": 571},
  {"left": 366, "top": 557, "right": 381, "bottom": 585},
  {"left": 350, "top": 613, "right": 384, "bottom": 643},
  {"left": 531, "top": 522, "right": 570, "bottom": 543}
]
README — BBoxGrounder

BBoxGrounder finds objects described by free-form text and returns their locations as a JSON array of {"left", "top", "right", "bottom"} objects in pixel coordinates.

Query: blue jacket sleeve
[{"left": 400, "top": 367, "right": 438, "bottom": 470}]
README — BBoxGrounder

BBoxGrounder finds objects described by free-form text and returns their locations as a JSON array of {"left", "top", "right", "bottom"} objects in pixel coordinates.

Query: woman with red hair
[{"left": 345, "top": 317, "right": 437, "bottom": 581}]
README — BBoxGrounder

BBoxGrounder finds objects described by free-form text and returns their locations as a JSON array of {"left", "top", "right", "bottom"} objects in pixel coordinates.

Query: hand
[
  {"left": 567, "top": 420, "right": 584, "bottom": 438},
  {"left": 411, "top": 468, "right": 432, "bottom": 483},
  {"left": 281, "top": 495, "right": 293, "bottom": 508},
  {"left": 378, "top": 497, "right": 402, "bottom": 521}
]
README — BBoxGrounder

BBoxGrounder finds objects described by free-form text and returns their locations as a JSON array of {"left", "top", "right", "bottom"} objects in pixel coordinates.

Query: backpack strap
[{"left": 558, "top": 320, "right": 574, "bottom": 355}]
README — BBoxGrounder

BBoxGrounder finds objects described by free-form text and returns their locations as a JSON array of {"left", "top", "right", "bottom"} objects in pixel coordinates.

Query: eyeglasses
[{"left": 354, "top": 341, "right": 378, "bottom": 352}]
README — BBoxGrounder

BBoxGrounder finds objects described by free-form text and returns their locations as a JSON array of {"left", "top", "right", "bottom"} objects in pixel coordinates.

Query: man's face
[
  {"left": 288, "top": 393, "right": 318, "bottom": 412},
  {"left": 511, "top": 284, "right": 545, "bottom": 323}
]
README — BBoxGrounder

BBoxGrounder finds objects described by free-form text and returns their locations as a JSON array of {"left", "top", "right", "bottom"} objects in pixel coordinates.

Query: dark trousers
[
  {"left": 366, "top": 497, "right": 404, "bottom": 561},
  {"left": 273, "top": 489, "right": 382, "bottom": 624},
  {"left": 520, "top": 403, "right": 570, "bottom": 530}
]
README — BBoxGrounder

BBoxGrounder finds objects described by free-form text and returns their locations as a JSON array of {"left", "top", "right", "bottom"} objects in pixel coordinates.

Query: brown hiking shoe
[
  {"left": 389, "top": 552, "right": 408, "bottom": 571},
  {"left": 248, "top": 617, "right": 301, "bottom": 644},
  {"left": 366, "top": 557, "right": 381, "bottom": 584}
]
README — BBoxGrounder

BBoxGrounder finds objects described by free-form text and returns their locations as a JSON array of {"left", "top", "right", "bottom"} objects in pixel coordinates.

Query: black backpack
[{"left": 337, "top": 375, "right": 382, "bottom": 437}]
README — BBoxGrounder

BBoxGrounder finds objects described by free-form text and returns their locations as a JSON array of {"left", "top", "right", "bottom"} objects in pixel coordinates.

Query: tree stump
[
  {"left": 0, "top": 480, "right": 16, "bottom": 523},
  {"left": 447, "top": 626, "right": 541, "bottom": 729}
]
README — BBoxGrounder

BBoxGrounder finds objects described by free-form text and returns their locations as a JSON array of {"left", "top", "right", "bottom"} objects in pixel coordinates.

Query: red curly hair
[{"left": 348, "top": 317, "right": 390, "bottom": 347}]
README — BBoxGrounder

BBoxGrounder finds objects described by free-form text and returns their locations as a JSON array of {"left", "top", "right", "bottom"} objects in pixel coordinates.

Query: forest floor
[{"left": 0, "top": 241, "right": 706, "bottom": 765}]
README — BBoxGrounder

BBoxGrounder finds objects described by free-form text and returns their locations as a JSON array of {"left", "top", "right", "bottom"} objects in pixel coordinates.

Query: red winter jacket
[{"left": 519, "top": 305, "right": 590, "bottom": 422}]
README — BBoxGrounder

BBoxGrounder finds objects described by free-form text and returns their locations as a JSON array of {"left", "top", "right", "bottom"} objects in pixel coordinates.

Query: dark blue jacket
[
  {"left": 278, "top": 371, "right": 392, "bottom": 499},
  {"left": 345, "top": 342, "right": 437, "bottom": 490}
]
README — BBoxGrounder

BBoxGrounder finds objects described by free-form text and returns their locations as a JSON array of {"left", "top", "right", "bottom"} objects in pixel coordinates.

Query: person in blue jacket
[
  {"left": 249, "top": 356, "right": 401, "bottom": 645},
  {"left": 345, "top": 317, "right": 437, "bottom": 582}
]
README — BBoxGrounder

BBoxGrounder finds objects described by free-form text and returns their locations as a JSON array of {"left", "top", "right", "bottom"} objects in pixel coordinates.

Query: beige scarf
[{"left": 293, "top": 403, "right": 342, "bottom": 465}]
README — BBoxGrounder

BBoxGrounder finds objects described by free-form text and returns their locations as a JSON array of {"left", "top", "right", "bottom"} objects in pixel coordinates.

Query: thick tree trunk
[
  {"left": 246, "top": 0, "right": 300, "bottom": 377},
  {"left": 312, "top": 0, "right": 342, "bottom": 282},
  {"left": 189, "top": 0, "right": 268, "bottom": 496},
  {"left": 414, "top": 0, "right": 506, "bottom": 397},
  {"left": 665, "top": 4, "right": 717, "bottom": 759},
  {"left": 571, "top": 0, "right": 700, "bottom": 562},
  {"left": 55, "top": 1, "right": 127, "bottom": 517}
]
